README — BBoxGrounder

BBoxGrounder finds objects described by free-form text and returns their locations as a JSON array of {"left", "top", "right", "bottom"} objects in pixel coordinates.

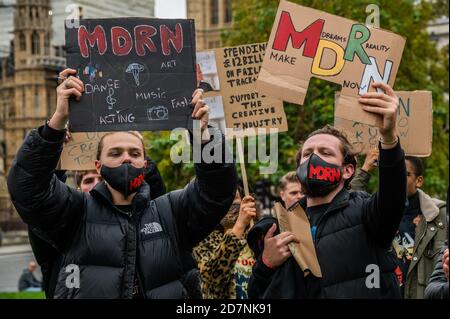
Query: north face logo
[{"left": 141, "top": 222, "right": 163, "bottom": 235}]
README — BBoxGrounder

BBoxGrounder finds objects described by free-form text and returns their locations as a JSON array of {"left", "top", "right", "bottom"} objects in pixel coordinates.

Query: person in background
[
  {"left": 75, "top": 170, "right": 102, "bottom": 193},
  {"left": 350, "top": 148, "right": 379, "bottom": 191},
  {"left": 351, "top": 154, "right": 447, "bottom": 298},
  {"left": 18, "top": 261, "right": 42, "bottom": 292},
  {"left": 278, "top": 171, "right": 303, "bottom": 209},
  {"left": 193, "top": 182, "right": 259, "bottom": 299},
  {"left": 425, "top": 247, "right": 449, "bottom": 299}
]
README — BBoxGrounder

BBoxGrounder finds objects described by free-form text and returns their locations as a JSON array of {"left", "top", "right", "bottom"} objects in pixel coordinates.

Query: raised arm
[
  {"left": 358, "top": 82, "right": 407, "bottom": 247},
  {"left": 7, "top": 68, "right": 85, "bottom": 251},
  {"left": 167, "top": 89, "right": 236, "bottom": 249},
  {"left": 350, "top": 148, "right": 379, "bottom": 192}
]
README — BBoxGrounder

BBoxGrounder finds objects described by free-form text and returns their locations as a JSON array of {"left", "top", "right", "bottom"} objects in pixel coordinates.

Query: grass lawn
[{"left": 0, "top": 291, "right": 45, "bottom": 299}]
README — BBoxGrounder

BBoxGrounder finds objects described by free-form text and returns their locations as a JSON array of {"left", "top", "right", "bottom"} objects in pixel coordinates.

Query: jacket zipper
[
  {"left": 133, "top": 212, "right": 146, "bottom": 299},
  {"left": 312, "top": 203, "right": 347, "bottom": 245}
]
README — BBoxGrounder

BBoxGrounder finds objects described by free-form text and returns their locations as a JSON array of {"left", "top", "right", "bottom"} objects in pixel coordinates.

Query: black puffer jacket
[
  {"left": 7, "top": 125, "right": 237, "bottom": 299},
  {"left": 424, "top": 246, "right": 449, "bottom": 299},
  {"left": 248, "top": 142, "right": 407, "bottom": 299},
  {"left": 29, "top": 162, "right": 167, "bottom": 298}
]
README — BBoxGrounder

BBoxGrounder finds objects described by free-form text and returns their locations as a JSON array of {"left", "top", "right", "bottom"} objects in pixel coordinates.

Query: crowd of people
[{"left": 8, "top": 68, "right": 448, "bottom": 299}]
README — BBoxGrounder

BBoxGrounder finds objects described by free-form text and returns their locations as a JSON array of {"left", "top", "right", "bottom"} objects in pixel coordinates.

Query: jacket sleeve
[
  {"left": 7, "top": 125, "right": 84, "bottom": 252},
  {"left": 350, "top": 169, "right": 371, "bottom": 192},
  {"left": 196, "top": 231, "right": 246, "bottom": 298},
  {"left": 248, "top": 257, "right": 276, "bottom": 299},
  {"left": 247, "top": 218, "right": 279, "bottom": 299},
  {"left": 362, "top": 141, "right": 407, "bottom": 248},
  {"left": 169, "top": 127, "right": 238, "bottom": 250},
  {"left": 425, "top": 247, "right": 449, "bottom": 299}
]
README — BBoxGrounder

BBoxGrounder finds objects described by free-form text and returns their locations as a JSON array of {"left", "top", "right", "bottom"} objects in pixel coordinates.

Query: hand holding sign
[
  {"left": 49, "top": 68, "right": 85, "bottom": 130},
  {"left": 358, "top": 82, "right": 399, "bottom": 148},
  {"left": 335, "top": 91, "right": 433, "bottom": 156},
  {"left": 231, "top": 195, "right": 257, "bottom": 238},
  {"left": 191, "top": 89, "right": 210, "bottom": 132},
  {"left": 65, "top": 18, "right": 197, "bottom": 132},
  {"left": 262, "top": 223, "right": 299, "bottom": 269}
]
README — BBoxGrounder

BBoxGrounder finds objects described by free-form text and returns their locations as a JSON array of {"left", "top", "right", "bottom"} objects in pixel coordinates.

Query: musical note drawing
[{"left": 106, "top": 87, "right": 117, "bottom": 110}]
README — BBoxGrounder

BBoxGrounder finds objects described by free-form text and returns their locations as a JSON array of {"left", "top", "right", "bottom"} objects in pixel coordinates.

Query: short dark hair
[
  {"left": 96, "top": 131, "right": 145, "bottom": 160},
  {"left": 405, "top": 156, "right": 424, "bottom": 177},
  {"left": 74, "top": 170, "right": 97, "bottom": 187},
  {"left": 295, "top": 125, "right": 358, "bottom": 189}
]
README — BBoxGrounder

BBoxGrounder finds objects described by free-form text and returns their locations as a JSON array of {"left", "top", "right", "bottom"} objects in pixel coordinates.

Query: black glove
[{"left": 144, "top": 157, "right": 166, "bottom": 200}]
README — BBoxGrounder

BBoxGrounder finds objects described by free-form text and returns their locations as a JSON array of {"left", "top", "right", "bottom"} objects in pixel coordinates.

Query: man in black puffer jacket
[
  {"left": 248, "top": 82, "right": 407, "bottom": 299},
  {"left": 7, "top": 68, "right": 237, "bottom": 299}
]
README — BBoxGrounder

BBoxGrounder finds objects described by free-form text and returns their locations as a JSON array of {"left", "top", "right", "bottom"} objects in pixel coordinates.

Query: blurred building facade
[
  {"left": 187, "top": 0, "right": 232, "bottom": 50},
  {"left": 428, "top": 16, "right": 449, "bottom": 50}
]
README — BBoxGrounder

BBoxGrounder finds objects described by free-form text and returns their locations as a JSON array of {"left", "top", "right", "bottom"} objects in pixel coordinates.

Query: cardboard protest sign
[
  {"left": 334, "top": 91, "right": 433, "bottom": 157},
  {"left": 257, "top": 0, "right": 406, "bottom": 127},
  {"left": 65, "top": 18, "right": 197, "bottom": 132},
  {"left": 274, "top": 202, "right": 322, "bottom": 277},
  {"left": 60, "top": 132, "right": 107, "bottom": 170},
  {"left": 197, "top": 43, "right": 288, "bottom": 137}
]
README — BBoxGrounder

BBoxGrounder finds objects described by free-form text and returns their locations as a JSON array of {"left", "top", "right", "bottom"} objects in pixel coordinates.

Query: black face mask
[
  {"left": 296, "top": 153, "right": 343, "bottom": 198},
  {"left": 100, "top": 163, "right": 145, "bottom": 197}
]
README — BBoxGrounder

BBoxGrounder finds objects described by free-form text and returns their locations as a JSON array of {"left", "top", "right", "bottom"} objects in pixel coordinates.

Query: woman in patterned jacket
[{"left": 193, "top": 183, "right": 259, "bottom": 299}]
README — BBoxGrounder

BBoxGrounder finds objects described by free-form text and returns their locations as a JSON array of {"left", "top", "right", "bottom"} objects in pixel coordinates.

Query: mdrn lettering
[
  {"left": 78, "top": 25, "right": 107, "bottom": 58},
  {"left": 272, "top": 11, "right": 324, "bottom": 58},
  {"left": 129, "top": 174, "right": 145, "bottom": 191},
  {"left": 309, "top": 165, "right": 341, "bottom": 182},
  {"left": 77, "top": 23, "right": 184, "bottom": 58}
]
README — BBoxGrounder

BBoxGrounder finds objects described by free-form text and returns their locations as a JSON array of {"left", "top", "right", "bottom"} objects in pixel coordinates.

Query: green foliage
[
  {"left": 144, "top": 0, "right": 448, "bottom": 198},
  {"left": 220, "top": 0, "right": 449, "bottom": 197},
  {"left": 0, "top": 291, "right": 45, "bottom": 299},
  {"left": 142, "top": 130, "right": 194, "bottom": 191}
]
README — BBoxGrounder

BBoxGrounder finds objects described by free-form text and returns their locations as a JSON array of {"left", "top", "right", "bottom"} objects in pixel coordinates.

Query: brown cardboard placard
[
  {"left": 257, "top": 0, "right": 406, "bottom": 127},
  {"left": 334, "top": 91, "right": 433, "bottom": 157},
  {"left": 60, "top": 132, "right": 107, "bottom": 170},
  {"left": 274, "top": 202, "right": 322, "bottom": 277},
  {"left": 197, "top": 43, "right": 288, "bottom": 137}
]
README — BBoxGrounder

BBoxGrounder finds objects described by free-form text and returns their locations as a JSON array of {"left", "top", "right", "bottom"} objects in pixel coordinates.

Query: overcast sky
[{"left": 155, "top": 0, "right": 186, "bottom": 18}]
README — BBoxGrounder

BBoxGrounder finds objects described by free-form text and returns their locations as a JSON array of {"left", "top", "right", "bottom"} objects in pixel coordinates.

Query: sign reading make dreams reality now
[
  {"left": 257, "top": 0, "right": 406, "bottom": 127},
  {"left": 65, "top": 18, "right": 197, "bottom": 132}
]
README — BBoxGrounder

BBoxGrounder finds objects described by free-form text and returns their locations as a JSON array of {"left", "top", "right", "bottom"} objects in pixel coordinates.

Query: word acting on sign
[
  {"left": 65, "top": 18, "right": 197, "bottom": 132},
  {"left": 257, "top": 0, "right": 406, "bottom": 126}
]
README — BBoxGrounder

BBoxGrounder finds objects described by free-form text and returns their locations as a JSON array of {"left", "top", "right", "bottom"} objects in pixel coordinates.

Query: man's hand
[
  {"left": 49, "top": 68, "right": 84, "bottom": 130},
  {"left": 362, "top": 148, "right": 379, "bottom": 173},
  {"left": 231, "top": 196, "right": 257, "bottom": 238},
  {"left": 359, "top": 82, "right": 399, "bottom": 149},
  {"left": 191, "top": 88, "right": 209, "bottom": 132},
  {"left": 261, "top": 223, "right": 299, "bottom": 269},
  {"left": 443, "top": 248, "right": 449, "bottom": 280}
]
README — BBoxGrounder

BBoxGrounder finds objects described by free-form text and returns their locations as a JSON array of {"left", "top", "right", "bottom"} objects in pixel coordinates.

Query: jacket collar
[
  {"left": 90, "top": 181, "right": 151, "bottom": 216},
  {"left": 299, "top": 187, "right": 350, "bottom": 214},
  {"left": 416, "top": 189, "right": 445, "bottom": 222}
]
